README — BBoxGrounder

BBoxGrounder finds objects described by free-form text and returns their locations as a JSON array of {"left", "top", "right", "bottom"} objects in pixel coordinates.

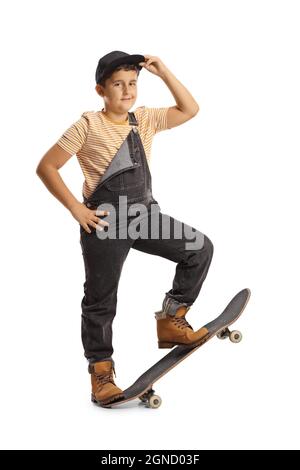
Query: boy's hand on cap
[
  {"left": 139, "top": 55, "right": 168, "bottom": 78},
  {"left": 70, "top": 202, "right": 110, "bottom": 234}
]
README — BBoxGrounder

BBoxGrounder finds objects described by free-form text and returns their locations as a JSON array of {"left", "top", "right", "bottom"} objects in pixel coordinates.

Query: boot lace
[
  {"left": 94, "top": 365, "right": 116, "bottom": 390},
  {"left": 172, "top": 316, "right": 193, "bottom": 330}
]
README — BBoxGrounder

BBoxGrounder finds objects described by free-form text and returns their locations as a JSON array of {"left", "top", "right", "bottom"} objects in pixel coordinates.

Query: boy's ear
[{"left": 95, "top": 84, "right": 104, "bottom": 97}]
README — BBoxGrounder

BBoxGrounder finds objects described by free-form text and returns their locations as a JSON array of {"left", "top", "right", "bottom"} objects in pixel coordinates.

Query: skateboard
[{"left": 102, "top": 288, "right": 251, "bottom": 409}]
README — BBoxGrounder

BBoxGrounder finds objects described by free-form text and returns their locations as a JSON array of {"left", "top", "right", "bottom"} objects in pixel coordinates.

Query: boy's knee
[
  {"left": 204, "top": 235, "right": 214, "bottom": 259},
  {"left": 185, "top": 233, "right": 213, "bottom": 265}
]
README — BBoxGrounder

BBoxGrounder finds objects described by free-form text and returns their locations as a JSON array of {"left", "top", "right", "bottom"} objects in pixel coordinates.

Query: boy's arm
[
  {"left": 36, "top": 143, "right": 80, "bottom": 212},
  {"left": 139, "top": 55, "right": 200, "bottom": 129},
  {"left": 162, "top": 67, "right": 200, "bottom": 129},
  {"left": 36, "top": 144, "right": 110, "bottom": 233}
]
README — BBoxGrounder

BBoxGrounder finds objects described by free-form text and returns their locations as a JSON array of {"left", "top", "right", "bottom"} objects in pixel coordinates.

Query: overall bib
[{"left": 80, "top": 112, "right": 214, "bottom": 364}]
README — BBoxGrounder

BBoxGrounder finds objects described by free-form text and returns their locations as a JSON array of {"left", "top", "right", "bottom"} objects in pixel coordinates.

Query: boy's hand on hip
[
  {"left": 139, "top": 55, "right": 168, "bottom": 78},
  {"left": 69, "top": 202, "right": 110, "bottom": 234}
]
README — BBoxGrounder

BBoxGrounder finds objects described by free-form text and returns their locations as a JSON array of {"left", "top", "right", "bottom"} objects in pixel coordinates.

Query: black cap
[{"left": 95, "top": 50, "right": 145, "bottom": 84}]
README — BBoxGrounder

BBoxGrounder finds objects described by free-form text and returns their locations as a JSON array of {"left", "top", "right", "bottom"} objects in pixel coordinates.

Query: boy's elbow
[
  {"left": 186, "top": 105, "right": 200, "bottom": 119},
  {"left": 192, "top": 105, "right": 200, "bottom": 116},
  {"left": 36, "top": 162, "right": 51, "bottom": 177},
  {"left": 36, "top": 163, "right": 45, "bottom": 176}
]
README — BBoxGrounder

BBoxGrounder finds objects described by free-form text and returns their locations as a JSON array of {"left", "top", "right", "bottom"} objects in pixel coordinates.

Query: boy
[{"left": 36, "top": 51, "right": 214, "bottom": 406}]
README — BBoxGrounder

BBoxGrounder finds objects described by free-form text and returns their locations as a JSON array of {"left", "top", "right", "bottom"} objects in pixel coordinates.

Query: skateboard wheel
[
  {"left": 229, "top": 330, "right": 242, "bottom": 343},
  {"left": 148, "top": 395, "right": 162, "bottom": 409},
  {"left": 139, "top": 388, "right": 155, "bottom": 403}
]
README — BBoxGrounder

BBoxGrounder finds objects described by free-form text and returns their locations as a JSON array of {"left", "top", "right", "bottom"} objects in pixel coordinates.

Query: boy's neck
[{"left": 101, "top": 108, "right": 129, "bottom": 124}]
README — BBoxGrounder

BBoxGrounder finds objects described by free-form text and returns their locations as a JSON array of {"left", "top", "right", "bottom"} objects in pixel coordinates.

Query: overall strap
[{"left": 128, "top": 112, "right": 138, "bottom": 127}]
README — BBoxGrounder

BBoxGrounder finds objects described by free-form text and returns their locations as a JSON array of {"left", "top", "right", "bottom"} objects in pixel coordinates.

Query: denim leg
[
  {"left": 132, "top": 211, "right": 214, "bottom": 315},
  {"left": 80, "top": 230, "right": 133, "bottom": 363}
]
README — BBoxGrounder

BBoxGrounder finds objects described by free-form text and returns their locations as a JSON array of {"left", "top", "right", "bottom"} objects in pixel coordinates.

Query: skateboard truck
[
  {"left": 139, "top": 388, "right": 162, "bottom": 409},
  {"left": 217, "top": 328, "right": 243, "bottom": 343}
]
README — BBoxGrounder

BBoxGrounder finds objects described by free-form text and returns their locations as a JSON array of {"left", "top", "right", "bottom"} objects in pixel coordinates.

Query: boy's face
[{"left": 96, "top": 69, "right": 138, "bottom": 113}]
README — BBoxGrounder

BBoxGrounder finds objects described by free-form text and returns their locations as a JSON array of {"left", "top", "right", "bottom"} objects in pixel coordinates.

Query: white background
[{"left": 1, "top": 0, "right": 299, "bottom": 450}]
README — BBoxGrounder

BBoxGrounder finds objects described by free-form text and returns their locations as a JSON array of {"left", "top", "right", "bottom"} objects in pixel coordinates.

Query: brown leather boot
[
  {"left": 89, "top": 361, "right": 124, "bottom": 406},
  {"left": 156, "top": 306, "right": 209, "bottom": 349}
]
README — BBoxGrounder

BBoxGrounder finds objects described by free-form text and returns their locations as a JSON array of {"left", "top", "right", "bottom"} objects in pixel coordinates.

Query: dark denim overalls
[{"left": 80, "top": 111, "right": 214, "bottom": 364}]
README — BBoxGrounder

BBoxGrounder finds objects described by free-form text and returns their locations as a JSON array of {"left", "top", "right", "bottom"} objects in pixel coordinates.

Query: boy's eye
[{"left": 114, "top": 83, "right": 136, "bottom": 86}]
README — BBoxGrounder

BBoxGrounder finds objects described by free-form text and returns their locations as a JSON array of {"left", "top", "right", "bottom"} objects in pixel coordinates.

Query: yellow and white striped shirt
[{"left": 56, "top": 106, "right": 170, "bottom": 199}]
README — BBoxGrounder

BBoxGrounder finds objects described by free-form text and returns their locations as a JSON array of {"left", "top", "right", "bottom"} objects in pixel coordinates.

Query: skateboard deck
[{"left": 101, "top": 288, "right": 251, "bottom": 409}]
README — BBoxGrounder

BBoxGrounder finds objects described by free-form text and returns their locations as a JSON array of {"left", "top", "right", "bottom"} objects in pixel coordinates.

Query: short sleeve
[
  {"left": 144, "top": 107, "right": 170, "bottom": 133},
  {"left": 56, "top": 113, "right": 89, "bottom": 155}
]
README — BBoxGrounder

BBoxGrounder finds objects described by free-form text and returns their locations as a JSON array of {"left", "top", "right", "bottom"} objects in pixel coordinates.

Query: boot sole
[
  {"left": 158, "top": 341, "right": 177, "bottom": 349},
  {"left": 91, "top": 393, "right": 124, "bottom": 407},
  {"left": 158, "top": 334, "right": 209, "bottom": 349}
]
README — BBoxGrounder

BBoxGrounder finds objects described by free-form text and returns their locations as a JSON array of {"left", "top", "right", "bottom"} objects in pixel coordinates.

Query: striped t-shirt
[{"left": 56, "top": 106, "right": 170, "bottom": 199}]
